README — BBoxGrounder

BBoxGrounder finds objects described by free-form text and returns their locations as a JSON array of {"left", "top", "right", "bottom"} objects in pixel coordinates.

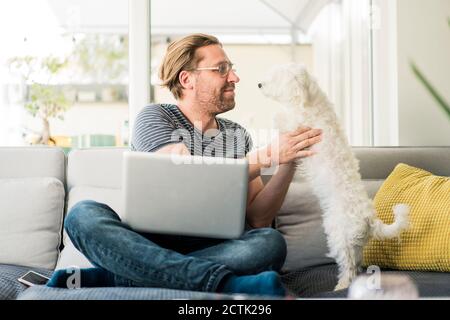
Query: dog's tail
[{"left": 370, "top": 204, "right": 410, "bottom": 240}]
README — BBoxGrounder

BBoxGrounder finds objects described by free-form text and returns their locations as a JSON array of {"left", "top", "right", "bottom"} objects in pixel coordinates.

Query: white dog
[{"left": 259, "top": 63, "right": 410, "bottom": 290}]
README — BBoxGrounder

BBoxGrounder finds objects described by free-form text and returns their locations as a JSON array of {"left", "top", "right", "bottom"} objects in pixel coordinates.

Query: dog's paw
[{"left": 334, "top": 280, "right": 350, "bottom": 291}]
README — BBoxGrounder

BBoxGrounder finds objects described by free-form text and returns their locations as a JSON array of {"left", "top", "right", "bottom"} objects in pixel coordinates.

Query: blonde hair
[{"left": 159, "top": 34, "right": 222, "bottom": 100}]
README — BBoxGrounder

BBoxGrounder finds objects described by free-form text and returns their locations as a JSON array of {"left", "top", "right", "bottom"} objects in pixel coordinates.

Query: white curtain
[
  {"left": 0, "top": 87, "right": 8, "bottom": 146},
  {"left": 310, "top": 0, "right": 373, "bottom": 146}
]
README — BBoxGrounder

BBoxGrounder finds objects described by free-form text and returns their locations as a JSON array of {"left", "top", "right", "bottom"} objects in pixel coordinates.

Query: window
[
  {"left": 0, "top": 0, "right": 129, "bottom": 151},
  {"left": 4, "top": 1, "right": 446, "bottom": 148}
]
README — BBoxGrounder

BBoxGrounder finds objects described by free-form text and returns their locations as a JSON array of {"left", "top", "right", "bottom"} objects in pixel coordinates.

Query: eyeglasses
[{"left": 194, "top": 62, "right": 236, "bottom": 77}]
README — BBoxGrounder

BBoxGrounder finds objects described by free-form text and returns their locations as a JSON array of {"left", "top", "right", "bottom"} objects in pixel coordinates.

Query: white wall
[{"left": 397, "top": 0, "right": 450, "bottom": 146}]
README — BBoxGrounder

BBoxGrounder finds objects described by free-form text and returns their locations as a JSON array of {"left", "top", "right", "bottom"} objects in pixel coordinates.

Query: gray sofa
[{"left": 0, "top": 146, "right": 449, "bottom": 300}]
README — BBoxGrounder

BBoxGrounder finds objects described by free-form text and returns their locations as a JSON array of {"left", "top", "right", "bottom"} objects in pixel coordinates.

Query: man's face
[{"left": 192, "top": 45, "right": 240, "bottom": 115}]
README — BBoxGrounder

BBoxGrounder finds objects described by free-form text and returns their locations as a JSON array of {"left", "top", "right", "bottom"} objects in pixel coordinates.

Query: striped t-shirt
[{"left": 131, "top": 104, "right": 253, "bottom": 158}]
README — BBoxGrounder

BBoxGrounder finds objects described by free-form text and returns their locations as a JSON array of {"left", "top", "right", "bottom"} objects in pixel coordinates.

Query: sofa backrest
[
  {"left": 67, "top": 148, "right": 128, "bottom": 191},
  {"left": 354, "top": 147, "right": 450, "bottom": 179},
  {"left": 0, "top": 147, "right": 65, "bottom": 182},
  {"left": 259, "top": 147, "right": 450, "bottom": 185}
]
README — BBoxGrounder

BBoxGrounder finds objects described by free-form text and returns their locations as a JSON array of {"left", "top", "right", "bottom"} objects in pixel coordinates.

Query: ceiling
[
  {"left": 43, "top": 0, "right": 332, "bottom": 42},
  {"left": 151, "top": 0, "right": 331, "bottom": 37}
]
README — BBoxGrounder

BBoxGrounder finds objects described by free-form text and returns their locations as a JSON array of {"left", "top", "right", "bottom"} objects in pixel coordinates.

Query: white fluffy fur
[{"left": 259, "top": 63, "right": 410, "bottom": 290}]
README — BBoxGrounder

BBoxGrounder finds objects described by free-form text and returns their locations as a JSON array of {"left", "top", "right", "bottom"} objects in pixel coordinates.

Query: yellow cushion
[{"left": 363, "top": 163, "right": 450, "bottom": 272}]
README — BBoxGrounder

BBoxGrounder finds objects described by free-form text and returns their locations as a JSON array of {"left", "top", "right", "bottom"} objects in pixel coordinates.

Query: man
[{"left": 47, "top": 34, "right": 322, "bottom": 297}]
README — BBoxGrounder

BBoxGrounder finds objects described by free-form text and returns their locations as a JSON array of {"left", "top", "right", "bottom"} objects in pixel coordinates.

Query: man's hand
[
  {"left": 155, "top": 143, "right": 190, "bottom": 156},
  {"left": 246, "top": 127, "right": 322, "bottom": 181},
  {"left": 270, "top": 127, "right": 322, "bottom": 165}
]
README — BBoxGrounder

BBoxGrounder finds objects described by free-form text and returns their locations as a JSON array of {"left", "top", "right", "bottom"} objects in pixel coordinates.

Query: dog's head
[{"left": 258, "top": 63, "right": 317, "bottom": 106}]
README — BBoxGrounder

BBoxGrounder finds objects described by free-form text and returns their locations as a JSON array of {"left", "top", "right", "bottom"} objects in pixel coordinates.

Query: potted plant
[{"left": 8, "top": 56, "right": 72, "bottom": 145}]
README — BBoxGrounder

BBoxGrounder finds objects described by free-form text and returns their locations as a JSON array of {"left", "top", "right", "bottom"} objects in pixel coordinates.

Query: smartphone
[{"left": 18, "top": 271, "right": 50, "bottom": 287}]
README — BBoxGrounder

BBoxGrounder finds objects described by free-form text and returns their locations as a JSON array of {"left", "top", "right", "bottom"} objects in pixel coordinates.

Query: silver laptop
[{"left": 122, "top": 151, "right": 248, "bottom": 239}]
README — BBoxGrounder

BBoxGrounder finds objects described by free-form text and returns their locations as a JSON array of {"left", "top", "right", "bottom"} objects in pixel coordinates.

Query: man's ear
[{"left": 179, "top": 70, "right": 194, "bottom": 90}]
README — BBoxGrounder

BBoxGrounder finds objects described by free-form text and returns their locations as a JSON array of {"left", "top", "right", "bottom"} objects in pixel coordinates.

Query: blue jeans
[{"left": 65, "top": 200, "right": 287, "bottom": 292}]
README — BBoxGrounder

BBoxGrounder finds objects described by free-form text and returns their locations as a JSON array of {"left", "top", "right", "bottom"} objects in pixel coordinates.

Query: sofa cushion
[
  {"left": 67, "top": 148, "right": 127, "bottom": 190},
  {"left": 0, "top": 264, "right": 52, "bottom": 300},
  {"left": 56, "top": 186, "right": 123, "bottom": 270},
  {"left": 17, "top": 286, "right": 238, "bottom": 300},
  {"left": 57, "top": 148, "right": 127, "bottom": 270},
  {"left": 66, "top": 186, "right": 124, "bottom": 218},
  {"left": 363, "top": 164, "right": 450, "bottom": 272},
  {"left": 276, "top": 180, "right": 384, "bottom": 272},
  {"left": 56, "top": 238, "right": 94, "bottom": 270},
  {"left": 0, "top": 178, "right": 65, "bottom": 269},
  {"left": 353, "top": 147, "right": 450, "bottom": 179}
]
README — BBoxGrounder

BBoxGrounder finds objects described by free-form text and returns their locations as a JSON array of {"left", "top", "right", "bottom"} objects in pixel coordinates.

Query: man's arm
[
  {"left": 246, "top": 146, "right": 271, "bottom": 181},
  {"left": 246, "top": 165, "right": 296, "bottom": 228}
]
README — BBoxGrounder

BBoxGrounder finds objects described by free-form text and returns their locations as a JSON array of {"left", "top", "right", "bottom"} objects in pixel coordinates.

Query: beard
[
  {"left": 196, "top": 85, "right": 236, "bottom": 115},
  {"left": 219, "top": 90, "right": 236, "bottom": 112}
]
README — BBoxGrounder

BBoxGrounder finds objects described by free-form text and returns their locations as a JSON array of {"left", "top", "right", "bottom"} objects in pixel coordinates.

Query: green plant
[
  {"left": 410, "top": 17, "right": 450, "bottom": 121},
  {"left": 25, "top": 83, "right": 71, "bottom": 144},
  {"left": 411, "top": 62, "right": 450, "bottom": 119},
  {"left": 8, "top": 56, "right": 72, "bottom": 145},
  {"left": 72, "top": 34, "right": 128, "bottom": 83}
]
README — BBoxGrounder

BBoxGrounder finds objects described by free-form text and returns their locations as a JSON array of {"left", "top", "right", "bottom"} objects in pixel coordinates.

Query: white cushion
[
  {"left": 0, "top": 177, "right": 65, "bottom": 269},
  {"left": 67, "top": 148, "right": 127, "bottom": 190},
  {"left": 56, "top": 148, "right": 127, "bottom": 270},
  {"left": 56, "top": 237, "right": 94, "bottom": 270},
  {"left": 56, "top": 186, "right": 123, "bottom": 270},
  {"left": 66, "top": 186, "right": 123, "bottom": 217}
]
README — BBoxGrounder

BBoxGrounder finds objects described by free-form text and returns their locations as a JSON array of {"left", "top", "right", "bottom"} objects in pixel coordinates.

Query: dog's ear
[
  {"left": 294, "top": 67, "right": 323, "bottom": 105},
  {"left": 293, "top": 70, "right": 310, "bottom": 103},
  {"left": 303, "top": 70, "right": 322, "bottom": 104}
]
